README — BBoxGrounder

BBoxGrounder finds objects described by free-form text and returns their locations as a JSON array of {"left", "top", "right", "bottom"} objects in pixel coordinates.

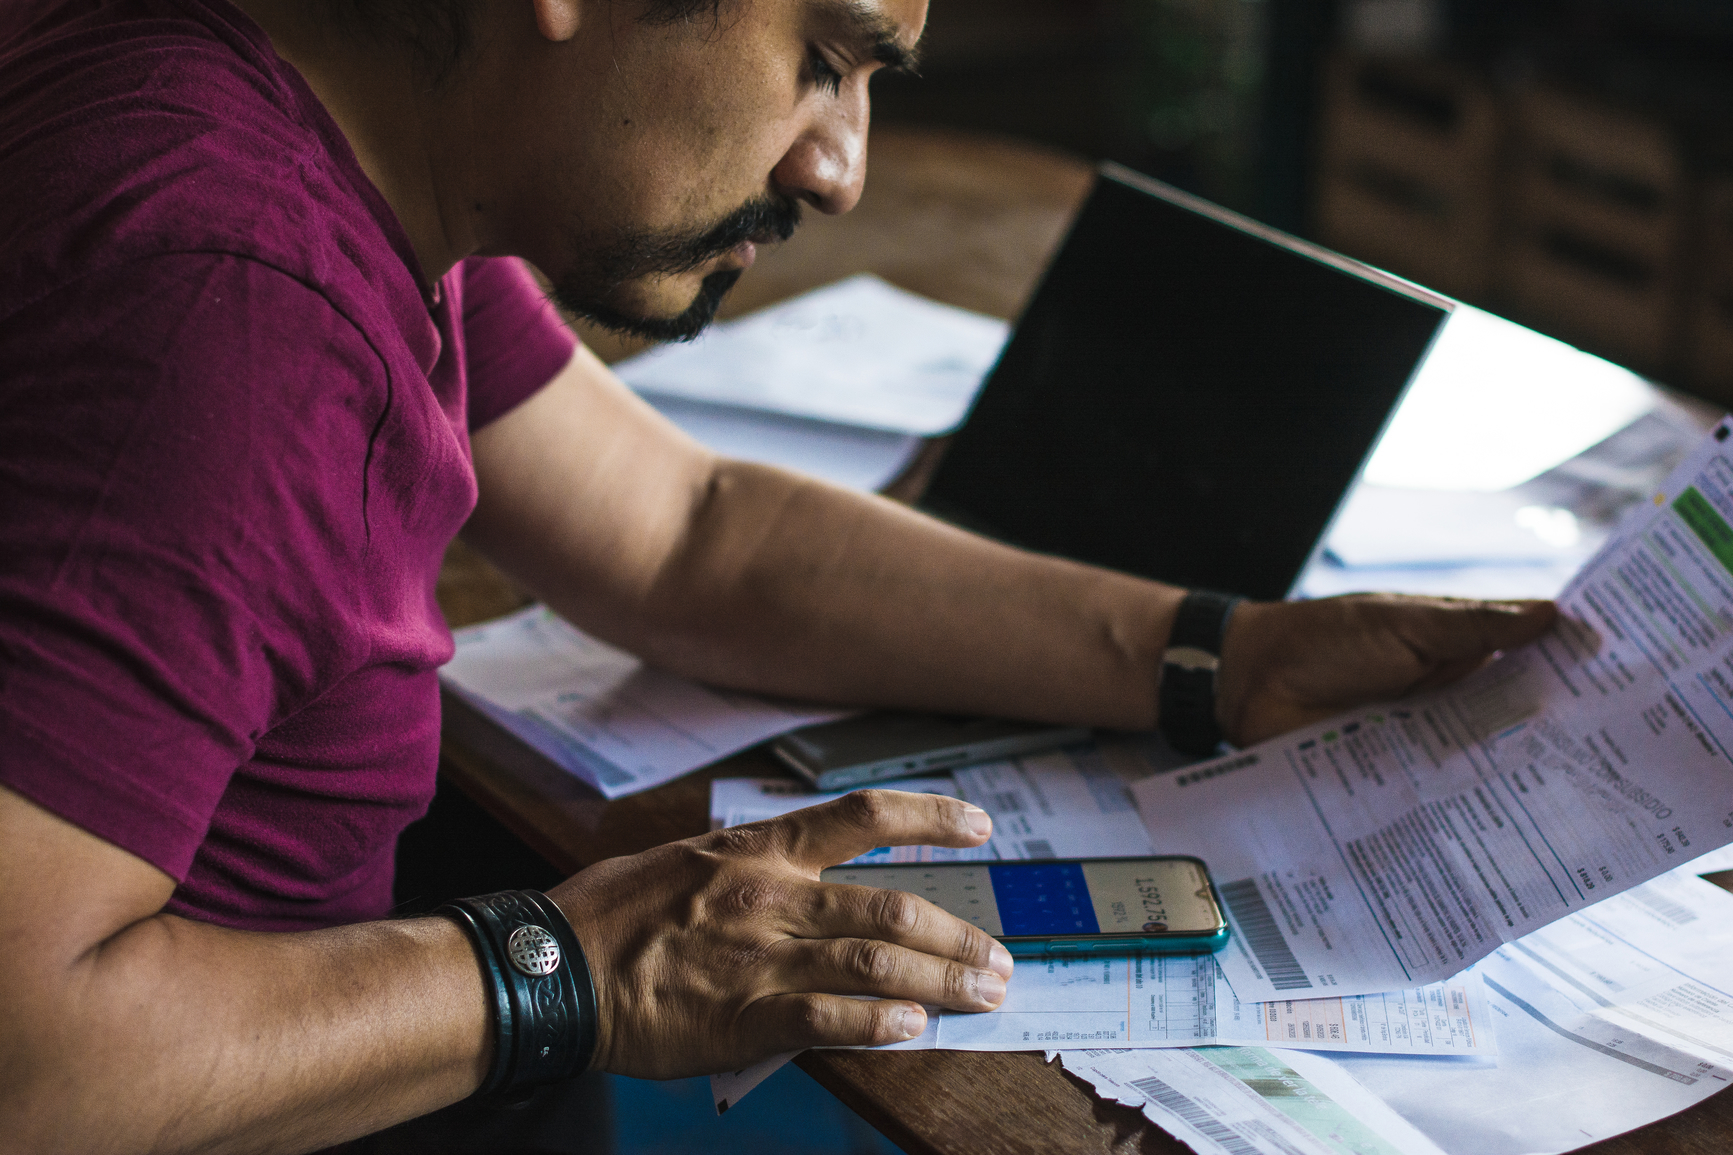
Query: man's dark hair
[
  {"left": 338, "top": 0, "right": 727, "bottom": 80},
  {"left": 334, "top": 0, "right": 473, "bottom": 79}
]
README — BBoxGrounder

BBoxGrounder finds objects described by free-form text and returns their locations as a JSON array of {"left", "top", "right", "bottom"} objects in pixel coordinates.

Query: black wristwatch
[{"left": 1158, "top": 590, "right": 1244, "bottom": 757}]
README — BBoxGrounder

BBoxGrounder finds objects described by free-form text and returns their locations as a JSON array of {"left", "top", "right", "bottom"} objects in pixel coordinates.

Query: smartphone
[
  {"left": 820, "top": 856, "right": 1229, "bottom": 957},
  {"left": 772, "top": 711, "right": 1089, "bottom": 791}
]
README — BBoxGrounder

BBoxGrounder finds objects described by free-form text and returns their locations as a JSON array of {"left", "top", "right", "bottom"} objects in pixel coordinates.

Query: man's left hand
[{"left": 1216, "top": 594, "right": 1558, "bottom": 747}]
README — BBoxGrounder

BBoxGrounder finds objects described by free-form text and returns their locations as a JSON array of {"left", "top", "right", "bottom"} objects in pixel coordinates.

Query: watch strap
[{"left": 1159, "top": 590, "right": 1244, "bottom": 757}]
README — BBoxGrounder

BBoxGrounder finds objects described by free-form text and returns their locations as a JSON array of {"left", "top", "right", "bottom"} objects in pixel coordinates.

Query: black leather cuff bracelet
[
  {"left": 1158, "top": 589, "right": 1244, "bottom": 757},
  {"left": 437, "top": 890, "right": 598, "bottom": 1097}
]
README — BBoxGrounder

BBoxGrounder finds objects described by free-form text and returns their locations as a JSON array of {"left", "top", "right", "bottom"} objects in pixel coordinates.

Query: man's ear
[{"left": 533, "top": 0, "right": 584, "bottom": 42}]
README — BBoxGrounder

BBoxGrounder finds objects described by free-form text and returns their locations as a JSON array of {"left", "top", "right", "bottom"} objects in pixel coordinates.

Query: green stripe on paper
[{"left": 1675, "top": 487, "right": 1733, "bottom": 577}]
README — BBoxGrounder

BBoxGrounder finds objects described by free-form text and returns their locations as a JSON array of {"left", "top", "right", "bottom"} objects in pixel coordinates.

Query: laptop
[
  {"left": 774, "top": 164, "right": 1454, "bottom": 788},
  {"left": 919, "top": 162, "right": 1452, "bottom": 601}
]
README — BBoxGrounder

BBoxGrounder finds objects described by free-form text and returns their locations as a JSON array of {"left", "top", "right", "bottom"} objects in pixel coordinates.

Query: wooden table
[{"left": 437, "top": 127, "right": 1733, "bottom": 1155}]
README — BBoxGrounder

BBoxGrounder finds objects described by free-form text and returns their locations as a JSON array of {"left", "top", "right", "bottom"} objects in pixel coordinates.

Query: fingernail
[
  {"left": 963, "top": 804, "right": 991, "bottom": 837},
  {"left": 988, "top": 942, "right": 1014, "bottom": 979},
  {"left": 976, "top": 970, "right": 1007, "bottom": 1006},
  {"left": 900, "top": 1006, "right": 927, "bottom": 1039}
]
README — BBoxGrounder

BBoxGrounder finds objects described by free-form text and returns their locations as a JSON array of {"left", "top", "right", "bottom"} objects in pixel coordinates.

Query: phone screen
[{"left": 823, "top": 857, "right": 1222, "bottom": 941}]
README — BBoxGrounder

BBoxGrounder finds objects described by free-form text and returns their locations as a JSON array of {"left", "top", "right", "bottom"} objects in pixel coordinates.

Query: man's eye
[{"left": 809, "top": 50, "right": 843, "bottom": 96}]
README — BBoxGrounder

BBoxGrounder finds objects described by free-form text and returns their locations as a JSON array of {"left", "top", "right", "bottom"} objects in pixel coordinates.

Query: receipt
[
  {"left": 1066, "top": 1046, "right": 1444, "bottom": 1155},
  {"left": 440, "top": 606, "right": 846, "bottom": 799},
  {"left": 1263, "top": 870, "right": 1733, "bottom": 1155},
  {"left": 1135, "top": 420, "right": 1733, "bottom": 1002},
  {"left": 1067, "top": 872, "right": 1733, "bottom": 1155},
  {"left": 951, "top": 743, "right": 1159, "bottom": 860},
  {"left": 869, "top": 953, "right": 1491, "bottom": 1058}
]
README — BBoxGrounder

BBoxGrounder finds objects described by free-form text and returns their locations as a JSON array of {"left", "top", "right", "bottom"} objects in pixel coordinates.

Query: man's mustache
[{"left": 649, "top": 194, "right": 804, "bottom": 275}]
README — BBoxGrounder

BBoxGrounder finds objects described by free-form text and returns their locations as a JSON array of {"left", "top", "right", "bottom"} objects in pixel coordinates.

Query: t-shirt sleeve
[
  {"left": 0, "top": 254, "right": 386, "bottom": 880},
  {"left": 460, "top": 257, "right": 578, "bottom": 431}
]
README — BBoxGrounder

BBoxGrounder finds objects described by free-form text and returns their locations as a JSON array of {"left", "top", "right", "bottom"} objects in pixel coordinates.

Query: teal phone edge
[
  {"left": 998, "top": 926, "right": 1231, "bottom": 958},
  {"left": 823, "top": 854, "right": 1233, "bottom": 959}
]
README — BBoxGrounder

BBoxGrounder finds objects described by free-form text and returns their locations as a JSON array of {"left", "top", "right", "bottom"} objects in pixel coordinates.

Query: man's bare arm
[
  {"left": 0, "top": 784, "right": 491, "bottom": 1154},
  {"left": 0, "top": 779, "right": 1007, "bottom": 1153},
  {"left": 463, "top": 349, "right": 1557, "bottom": 743},
  {"left": 464, "top": 346, "right": 1184, "bottom": 728}
]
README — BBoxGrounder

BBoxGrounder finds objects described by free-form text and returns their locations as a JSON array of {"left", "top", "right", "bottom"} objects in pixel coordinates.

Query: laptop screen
[{"left": 920, "top": 166, "right": 1452, "bottom": 601}]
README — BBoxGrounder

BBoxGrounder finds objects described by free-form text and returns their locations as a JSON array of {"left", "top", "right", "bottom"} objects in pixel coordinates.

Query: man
[{"left": 0, "top": 0, "right": 1554, "bottom": 1150}]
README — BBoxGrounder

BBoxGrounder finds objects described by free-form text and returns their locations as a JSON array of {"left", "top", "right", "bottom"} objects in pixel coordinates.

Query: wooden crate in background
[
  {"left": 1688, "top": 177, "right": 1733, "bottom": 404},
  {"left": 1315, "top": 55, "right": 1501, "bottom": 299},
  {"left": 1503, "top": 86, "right": 1690, "bottom": 372}
]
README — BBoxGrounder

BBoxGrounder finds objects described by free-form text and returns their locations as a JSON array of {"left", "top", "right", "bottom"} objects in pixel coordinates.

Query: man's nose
[{"left": 771, "top": 93, "right": 869, "bottom": 216}]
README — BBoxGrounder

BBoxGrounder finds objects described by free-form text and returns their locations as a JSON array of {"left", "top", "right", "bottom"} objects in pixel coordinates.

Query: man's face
[{"left": 499, "top": 0, "right": 926, "bottom": 341}]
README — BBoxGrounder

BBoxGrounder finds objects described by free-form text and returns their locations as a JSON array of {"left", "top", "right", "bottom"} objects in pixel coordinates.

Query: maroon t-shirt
[{"left": 0, "top": 0, "right": 577, "bottom": 930}]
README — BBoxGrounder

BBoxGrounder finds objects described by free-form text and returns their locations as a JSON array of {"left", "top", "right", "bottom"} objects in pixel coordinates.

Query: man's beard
[{"left": 554, "top": 194, "right": 802, "bottom": 342}]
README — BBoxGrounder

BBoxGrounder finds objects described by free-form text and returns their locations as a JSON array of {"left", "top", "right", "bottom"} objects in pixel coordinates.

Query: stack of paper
[
  {"left": 438, "top": 606, "right": 849, "bottom": 799},
  {"left": 708, "top": 746, "right": 1505, "bottom": 1112},
  {"left": 1062, "top": 860, "right": 1733, "bottom": 1155},
  {"left": 712, "top": 420, "right": 1733, "bottom": 1153},
  {"left": 612, "top": 275, "right": 1011, "bottom": 493}
]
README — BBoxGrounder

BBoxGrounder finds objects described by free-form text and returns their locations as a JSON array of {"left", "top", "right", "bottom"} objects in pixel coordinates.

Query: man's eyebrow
[{"left": 814, "top": 0, "right": 923, "bottom": 74}]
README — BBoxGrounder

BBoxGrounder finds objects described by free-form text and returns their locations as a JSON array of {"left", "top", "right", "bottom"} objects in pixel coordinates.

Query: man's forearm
[
  {"left": 3, "top": 862, "right": 488, "bottom": 1155},
  {"left": 460, "top": 354, "right": 1186, "bottom": 729},
  {"left": 550, "top": 460, "right": 1186, "bottom": 729}
]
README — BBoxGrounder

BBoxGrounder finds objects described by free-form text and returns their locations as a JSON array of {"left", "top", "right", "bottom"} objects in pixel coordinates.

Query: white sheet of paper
[
  {"left": 949, "top": 744, "right": 1160, "bottom": 861},
  {"left": 642, "top": 394, "right": 921, "bottom": 492},
  {"left": 615, "top": 274, "right": 1010, "bottom": 435},
  {"left": 1323, "top": 486, "right": 1604, "bottom": 569},
  {"left": 439, "top": 606, "right": 848, "bottom": 799},
  {"left": 1063, "top": 1045, "right": 1447, "bottom": 1155},
  {"left": 1135, "top": 420, "right": 1733, "bottom": 1002},
  {"left": 1306, "top": 401, "right": 1707, "bottom": 599},
  {"left": 1296, "top": 557, "right": 1591, "bottom": 602},
  {"left": 869, "top": 953, "right": 1493, "bottom": 1058},
  {"left": 709, "top": 1051, "right": 801, "bottom": 1115},
  {"left": 1266, "top": 868, "right": 1733, "bottom": 1155},
  {"left": 1685, "top": 842, "right": 1733, "bottom": 874}
]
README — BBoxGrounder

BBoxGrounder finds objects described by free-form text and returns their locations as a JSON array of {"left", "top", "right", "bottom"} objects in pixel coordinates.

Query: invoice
[
  {"left": 440, "top": 606, "right": 846, "bottom": 798},
  {"left": 1135, "top": 419, "right": 1733, "bottom": 1002},
  {"left": 1065, "top": 865, "right": 1733, "bottom": 1155}
]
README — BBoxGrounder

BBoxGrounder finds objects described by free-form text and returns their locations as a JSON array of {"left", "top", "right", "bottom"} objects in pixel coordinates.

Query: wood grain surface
[{"left": 439, "top": 125, "right": 1733, "bottom": 1155}]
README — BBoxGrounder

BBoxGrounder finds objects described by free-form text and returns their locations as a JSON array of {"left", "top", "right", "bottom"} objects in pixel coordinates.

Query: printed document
[
  {"left": 1066, "top": 867, "right": 1733, "bottom": 1155},
  {"left": 1136, "top": 420, "right": 1733, "bottom": 1002},
  {"left": 867, "top": 951, "right": 1492, "bottom": 1058},
  {"left": 709, "top": 752, "right": 1496, "bottom": 1114},
  {"left": 439, "top": 606, "right": 845, "bottom": 799},
  {"left": 613, "top": 274, "right": 1009, "bottom": 435},
  {"left": 951, "top": 744, "right": 1160, "bottom": 860}
]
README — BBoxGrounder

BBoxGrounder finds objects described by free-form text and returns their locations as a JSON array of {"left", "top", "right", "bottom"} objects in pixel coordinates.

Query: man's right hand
[{"left": 551, "top": 789, "right": 1013, "bottom": 1079}]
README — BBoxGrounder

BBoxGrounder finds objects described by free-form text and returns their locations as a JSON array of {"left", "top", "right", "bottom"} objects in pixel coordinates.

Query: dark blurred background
[{"left": 870, "top": 0, "right": 1733, "bottom": 404}]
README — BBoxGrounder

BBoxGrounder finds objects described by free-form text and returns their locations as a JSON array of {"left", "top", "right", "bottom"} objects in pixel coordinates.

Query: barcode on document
[
  {"left": 1022, "top": 839, "right": 1056, "bottom": 859},
  {"left": 1627, "top": 888, "right": 1698, "bottom": 925},
  {"left": 1128, "top": 1076, "right": 1262, "bottom": 1155},
  {"left": 1220, "top": 879, "right": 1313, "bottom": 991}
]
